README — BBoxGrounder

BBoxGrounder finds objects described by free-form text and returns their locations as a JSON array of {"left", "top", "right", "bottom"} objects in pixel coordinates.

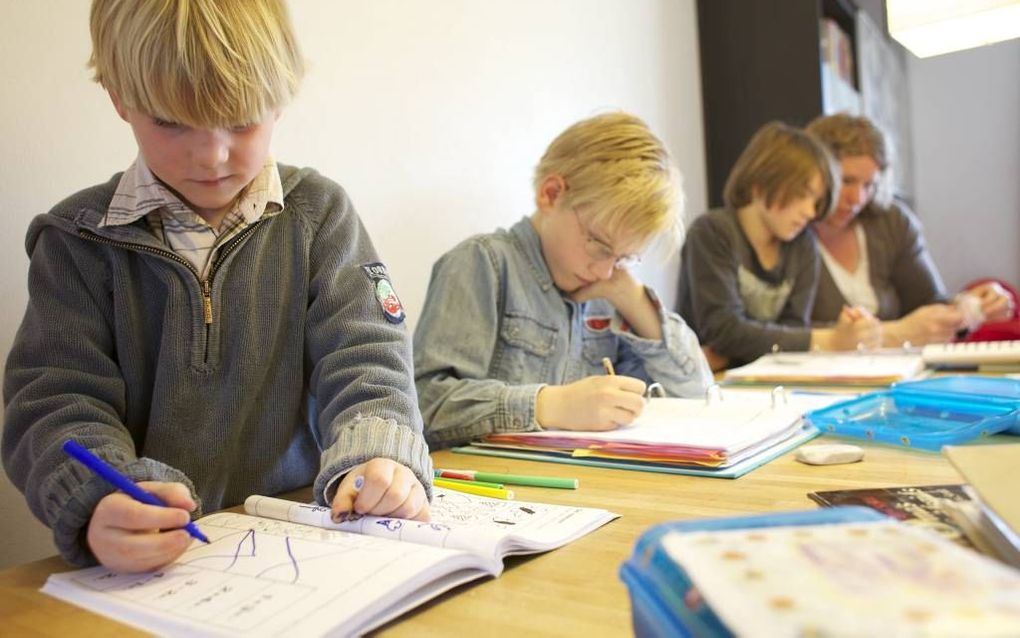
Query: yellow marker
[
  {"left": 601, "top": 357, "right": 615, "bottom": 375},
  {"left": 434, "top": 477, "right": 514, "bottom": 500}
]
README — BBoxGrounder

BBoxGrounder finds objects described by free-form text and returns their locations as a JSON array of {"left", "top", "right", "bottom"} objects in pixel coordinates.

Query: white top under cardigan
[{"left": 817, "top": 223, "right": 879, "bottom": 315}]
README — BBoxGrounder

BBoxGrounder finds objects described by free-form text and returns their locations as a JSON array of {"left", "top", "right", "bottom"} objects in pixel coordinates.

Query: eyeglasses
[{"left": 572, "top": 208, "right": 642, "bottom": 269}]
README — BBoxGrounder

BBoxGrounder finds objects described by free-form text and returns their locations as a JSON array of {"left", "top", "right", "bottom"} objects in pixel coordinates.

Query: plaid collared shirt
[{"left": 102, "top": 157, "right": 284, "bottom": 278}]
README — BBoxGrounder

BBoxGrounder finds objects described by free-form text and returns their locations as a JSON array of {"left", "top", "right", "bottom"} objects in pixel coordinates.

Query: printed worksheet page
[
  {"left": 43, "top": 512, "right": 490, "bottom": 637},
  {"left": 246, "top": 488, "right": 617, "bottom": 563}
]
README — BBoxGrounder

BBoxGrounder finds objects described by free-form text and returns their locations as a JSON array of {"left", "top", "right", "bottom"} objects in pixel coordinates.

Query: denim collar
[{"left": 509, "top": 216, "right": 555, "bottom": 293}]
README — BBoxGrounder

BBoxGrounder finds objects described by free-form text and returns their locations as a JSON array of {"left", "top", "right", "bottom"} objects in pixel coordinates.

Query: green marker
[
  {"left": 436, "top": 468, "right": 579, "bottom": 489},
  {"left": 431, "top": 473, "right": 505, "bottom": 489}
]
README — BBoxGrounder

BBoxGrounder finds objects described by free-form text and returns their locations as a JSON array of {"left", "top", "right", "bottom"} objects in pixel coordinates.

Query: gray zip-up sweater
[{"left": 3, "top": 165, "right": 432, "bottom": 566}]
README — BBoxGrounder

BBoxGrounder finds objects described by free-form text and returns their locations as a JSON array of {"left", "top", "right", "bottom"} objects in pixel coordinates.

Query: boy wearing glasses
[{"left": 414, "top": 113, "right": 711, "bottom": 448}]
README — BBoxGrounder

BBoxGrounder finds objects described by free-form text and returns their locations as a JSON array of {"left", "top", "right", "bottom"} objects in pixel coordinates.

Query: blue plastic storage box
[
  {"left": 804, "top": 376, "right": 1020, "bottom": 450},
  {"left": 619, "top": 507, "right": 887, "bottom": 638}
]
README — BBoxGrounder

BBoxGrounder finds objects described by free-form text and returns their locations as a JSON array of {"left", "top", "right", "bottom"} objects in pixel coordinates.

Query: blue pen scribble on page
[
  {"left": 257, "top": 536, "right": 300, "bottom": 584},
  {"left": 180, "top": 528, "right": 256, "bottom": 570},
  {"left": 59, "top": 512, "right": 426, "bottom": 635}
]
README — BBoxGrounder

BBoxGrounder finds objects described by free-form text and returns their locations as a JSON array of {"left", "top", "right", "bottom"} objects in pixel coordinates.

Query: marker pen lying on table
[
  {"left": 246, "top": 494, "right": 338, "bottom": 528},
  {"left": 432, "top": 471, "right": 504, "bottom": 489},
  {"left": 435, "top": 469, "right": 579, "bottom": 490},
  {"left": 62, "top": 440, "right": 210, "bottom": 544},
  {"left": 433, "top": 478, "right": 514, "bottom": 500}
]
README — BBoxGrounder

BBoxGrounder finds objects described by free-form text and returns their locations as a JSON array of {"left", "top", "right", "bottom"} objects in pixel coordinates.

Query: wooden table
[{"left": 0, "top": 439, "right": 969, "bottom": 637}]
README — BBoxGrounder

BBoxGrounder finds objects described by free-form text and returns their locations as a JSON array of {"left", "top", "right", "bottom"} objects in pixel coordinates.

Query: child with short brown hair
[{"left": 676, "top": 121, "right": 880, "bottom": 370}]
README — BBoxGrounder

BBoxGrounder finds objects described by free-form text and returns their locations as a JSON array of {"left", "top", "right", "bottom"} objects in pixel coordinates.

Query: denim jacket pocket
[
  {"left": 582, "top": 333, "right": 618, "bottom": 373},
  {"left": 494, "top": 313, "right": 558, "bottom": 384}
]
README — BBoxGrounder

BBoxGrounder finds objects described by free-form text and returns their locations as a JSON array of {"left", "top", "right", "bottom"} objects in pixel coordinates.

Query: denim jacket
[{"left": 414, "top": 217, "right": 712, "bottom": 448}]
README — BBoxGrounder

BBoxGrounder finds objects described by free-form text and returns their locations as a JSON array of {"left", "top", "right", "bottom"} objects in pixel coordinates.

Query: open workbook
[{"left": 41, "top": 488, "right": 617, "bottom": 637}]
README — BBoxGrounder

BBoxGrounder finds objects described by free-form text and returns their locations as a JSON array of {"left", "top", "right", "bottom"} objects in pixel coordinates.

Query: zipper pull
[{"left": 202, "top": 279, "right": 213, "bottom": 325}]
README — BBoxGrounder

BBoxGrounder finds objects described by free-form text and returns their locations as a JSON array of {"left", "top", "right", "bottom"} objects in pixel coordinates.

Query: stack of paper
[
  {"left": 723, "top": 351, "right": 925, "bottom": 386},
  {"left": 459, "top": 392, "right": 841, "bottom": 478}
]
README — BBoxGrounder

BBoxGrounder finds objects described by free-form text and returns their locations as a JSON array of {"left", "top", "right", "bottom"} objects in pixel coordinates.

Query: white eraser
[{"left": 795, "top": 444, "right": 864, "bottom": 466}]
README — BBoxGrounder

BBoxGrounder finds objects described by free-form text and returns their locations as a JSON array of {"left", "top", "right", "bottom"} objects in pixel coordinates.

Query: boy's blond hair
[
  {"left": 89, "top": 0, "right": 305, "bottom": 128},
  {"left": 806, "top": 113, "right": 894, "bottom": 207},
  {"left": 534, "top": 112, "right": 684, "bottom": 248},
  {"left": 723, "top": 121, "right": 839, "bottom": 221}
]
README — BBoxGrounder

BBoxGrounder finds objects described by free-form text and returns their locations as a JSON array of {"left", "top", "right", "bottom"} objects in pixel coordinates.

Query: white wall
[
  {"left": 0, "top": 1, "right": 705, "bottom": 568},
  {"left": 907, "top": 39, "right": 1020, "bottom": 293}
]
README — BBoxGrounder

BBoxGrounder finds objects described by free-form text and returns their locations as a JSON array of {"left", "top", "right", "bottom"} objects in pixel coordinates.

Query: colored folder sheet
[
  {"left": 455, "top": 393, "right": 836, "bottom": 478},
  {"left": 453, "top": 422, "right": 820, "bottom": 479},
  {"left": 460, "top": 441, "right": 726, "bottom": 466},
  {"left": 480, "top": 419, "right": 808, "bottom": 467}
]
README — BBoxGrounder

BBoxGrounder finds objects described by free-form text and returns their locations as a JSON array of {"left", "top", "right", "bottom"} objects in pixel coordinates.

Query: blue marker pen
[{"left": 62, "top": 440, "right": 210, "bottom": 544}]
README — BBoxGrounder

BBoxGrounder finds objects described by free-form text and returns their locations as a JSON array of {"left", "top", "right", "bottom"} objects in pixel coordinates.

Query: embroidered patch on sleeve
[
  {"left": 361, "top": 262, "right": 406, "bottom": 324},
  {"left": 584, "top": 315, "right": 613, "bottom": 333}
]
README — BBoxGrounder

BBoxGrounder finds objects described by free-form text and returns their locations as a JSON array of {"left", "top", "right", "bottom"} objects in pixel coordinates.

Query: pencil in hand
[{"left": 601, "top": 357, "right": 615, "bottom": 375}]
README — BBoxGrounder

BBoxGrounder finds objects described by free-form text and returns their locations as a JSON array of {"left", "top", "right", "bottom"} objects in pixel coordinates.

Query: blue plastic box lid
[{"left": 804, "top": 375, "right": 1020, "bottom": 449}]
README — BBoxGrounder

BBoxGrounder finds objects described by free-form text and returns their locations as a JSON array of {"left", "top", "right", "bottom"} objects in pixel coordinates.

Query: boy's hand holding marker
[
  {"left": 331, "top": 458, "right": 430, "bottom": 523},
  {"left": 61, "top": 440, "right": 206, "bottom": 573},
  {"left": 534, "top": 356, "right": 646, "bottom": 432},
  {"left": 87, "top": 481, "right": 199, "bottom": 573}
]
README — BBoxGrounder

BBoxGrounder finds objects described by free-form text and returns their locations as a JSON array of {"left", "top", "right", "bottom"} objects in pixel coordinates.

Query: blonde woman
[{"left": 807, "top": 114, "right": 1013, "bottom": 345}]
